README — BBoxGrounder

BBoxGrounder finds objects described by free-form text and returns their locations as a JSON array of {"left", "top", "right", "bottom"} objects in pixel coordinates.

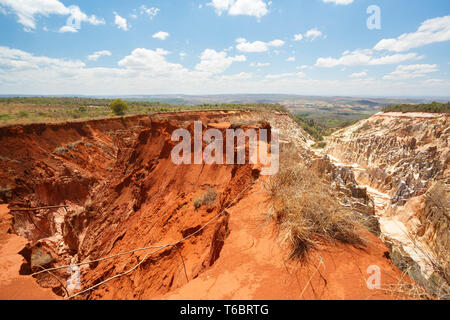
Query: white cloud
[
  {"left": 265, "top": 72, "right": 305, "bottom": 79},
  {"left": 0, "top": 0, "right": 104, "bottom": 31},
  {"left": 218, "top": 72, "right": 253, "bottom": 81},
  {"left": 114, "top": 12, "right": 129, "bottom": 31},
  {"left": 315, "top": 49, "right": 421, "bottom": 67},
  {"left": 57, "top": 5, "right": 105, "bottom": 33},
  {"left": 88, "top": 50, "right": 112, "bottom": 61},
  {"left": 118, "top": 48, "right": 188, "bottom": 77},
  {"left": 1, "top": 46, "right": 448, "bottom": 97},
  {"left": 383, "top": 64, "right": 438, "bottom": 80},
  {"left": 349, "top": 71, "right": 367, "bottom": 78},
  {"left": 293, "top": 33, "right": 303, "bottom": 41},
  {"left": 195, "top": 49, "right": 246, "bottom": 74},
  {"left": 375, "top": 15, "right": 450, "bottom": 52},
  {"left": 305, "top": 28, "right": 323, "bottom": 40},
  {"left": 250, "top": 62, "right": 270, "bottom": 67},
  {"left": 58, "top": 25, "right": 77, "bottom": 33},
  {"left": 152, "top": 31, "right": 170, "bottom": 40},
  {"left": 140, "top": 5, "right": 159, "bottom": 19},
  {"left": 323, "top": 0, "right": 354, "bottom": 5},
  {"left": 236, "top": 38, "right": 284, "bottom": 52},
  {"left": 207, "top": 0, "right": 269, "bottom": 18},
  {"left": 286, "top": 57, "right": 296, "bottom": 62},
  {"left": 293, "top": 28, "right": 323, "bottom": 42},
  {"left": 0, "top": 46, "right": 85, "bottom": 70},
  {"left": 0, "top": 0, "right": 68, "bottom": 30}
]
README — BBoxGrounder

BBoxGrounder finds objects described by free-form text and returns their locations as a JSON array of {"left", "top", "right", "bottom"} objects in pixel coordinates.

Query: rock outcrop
[{"left": 325, "top": 112, "right": 449, "bottom": 298}]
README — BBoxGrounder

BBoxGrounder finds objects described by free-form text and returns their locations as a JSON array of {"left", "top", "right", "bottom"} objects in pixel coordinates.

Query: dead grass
[
  {"left": 265, "top": 145, "right": 367, "bottom": 260},
  {"left": 376, "top": 267, "right": 439, "bottom": 300},
  {"left": 193, "top": 188, "right": 218, "bottom": 210}
]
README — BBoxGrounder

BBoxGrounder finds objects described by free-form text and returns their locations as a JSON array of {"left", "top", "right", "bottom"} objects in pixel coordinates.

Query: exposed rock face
[
  {"left": 311, "top": 157, "right": 379, "bottom": 235},
  {"left": 325, "top": 112, "right": 449, "bottom": 297},
  {"left": 327, "top": 113, "right": 449, "bottom": 205}
]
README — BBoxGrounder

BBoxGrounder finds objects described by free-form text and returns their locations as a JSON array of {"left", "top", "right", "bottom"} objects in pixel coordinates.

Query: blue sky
[{"left": 0, "top": 0, "right": 449, "bottom": 96}]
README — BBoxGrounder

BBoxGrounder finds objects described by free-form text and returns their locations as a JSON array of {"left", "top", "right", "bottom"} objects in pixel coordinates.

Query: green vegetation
[
  {"left": 110, "top": 98, "right": 128, "bottom": 116},
  {"left": 293, "top": 114, "right": 358, "bottom": 142},
  {"left": 382, "top": 101, "right": 450, "bottom": 114},
  {"left": 0, "top": 96, "right": 287, "bottom": 127}
]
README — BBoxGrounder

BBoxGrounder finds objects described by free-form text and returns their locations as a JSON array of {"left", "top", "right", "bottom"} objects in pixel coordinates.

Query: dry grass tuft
[
  {"left": 193, "top": 188, "right": 218, "bottom": 210},
  {"left": 266, "top": 146, "right": 367, "bottom": 260}
]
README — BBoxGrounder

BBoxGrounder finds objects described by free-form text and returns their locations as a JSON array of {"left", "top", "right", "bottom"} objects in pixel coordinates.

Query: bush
[
  {"left": 312, "top": 141, "right": 327, "bottom": 149},
  {"left": 17, "top": 111, "right": 29, "bottom": 118},
  {"left": 193, "top": 188, "right": 218, "bottom": 209},
  {"left": 53, "top": 147, "right": 69, "bottom": 155},
  {"left": 110, "top": 98, "right": 128, "bottom": 116},
  {"left": 265, "top": 147, "right": 366, "bottom": 260}
]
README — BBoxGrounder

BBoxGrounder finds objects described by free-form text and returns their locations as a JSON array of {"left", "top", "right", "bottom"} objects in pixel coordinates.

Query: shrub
[
  {"left": 265, "top": 146, "right": 366, "bottom": 260},
  {"left": 110, "top": 98, "right": 128, "bottom": 116},
  {"left": 312, "top": 141, "right": 327, "bottom": 149},
  {"left": 17, "top": 111, "right": 29, "bottom": 118},
  {"left": 193, "top": 188, "right": 218, "bottom": 209},
  {"left": 53, "top": 147, "right": 69, "bottom": 155}
]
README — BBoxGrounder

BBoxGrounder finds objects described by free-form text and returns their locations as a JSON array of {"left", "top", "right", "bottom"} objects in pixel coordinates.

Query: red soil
[
  {"left": 0, "top": 205, "right": 58, "bottom": 299},
  {"left": 0, "top": 112, "right": 411, "bottom": 300}
]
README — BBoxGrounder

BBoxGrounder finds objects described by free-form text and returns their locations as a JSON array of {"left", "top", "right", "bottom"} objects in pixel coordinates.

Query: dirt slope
[{"left": 163, "top": 183, "right": 405, "bottom": 300}]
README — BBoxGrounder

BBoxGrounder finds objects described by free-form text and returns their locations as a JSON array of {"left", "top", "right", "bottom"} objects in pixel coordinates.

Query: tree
[{"left": 110, "top": 98, "right": 128, "bottom": 116}]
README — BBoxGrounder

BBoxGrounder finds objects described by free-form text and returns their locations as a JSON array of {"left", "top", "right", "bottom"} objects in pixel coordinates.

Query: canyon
[{"left": 0, "top": 110, "right": 447, "bottom": 300}]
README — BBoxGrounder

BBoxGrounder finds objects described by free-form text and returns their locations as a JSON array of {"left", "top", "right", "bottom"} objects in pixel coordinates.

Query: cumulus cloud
[
  {"left": 315, "top": 49, "right": 421, "bottom": 67},
  {"left": 0, "top": 0, "right": 104, "bottom": 31},
  {"left": 374, "top": 15, "right": 450, "bottom": 52},
  {"left": 114, "top": 12, "right": 129, "bottom": 31},
  {"left": 1, "top": 46, "right": 448, "bottom": 96},
  {"left": 87, "top": 50, "right": 112, "bottom": 61},
  {"left": 305, "top": 28, "right": 323, "bottom": 40},
  {"left": 58, "top": 25, "right": 78, "bottom": 33},
  {"left": 293, "top": 33, "right": 303, "bottom": 41},
  {"left": 383, "top": 64, "right": 438, "bottom": 80},
  {"left": 117, "top": 48, "right": 187, "bottom": 76},
  {"left": 195, "top": 49, "right": 246, "bottom": 74},
  {"left": 207, "top": 0, "right": 269, "bottom": 18},
  {"left": 236, "top": 38, "right": 284, "bottom": 52},
  {"left": 293, "top": 28, "right": 324, "bottom": 42},
  {"left": 152, "top": 31, "right": 170, "bottom": 40},
  {"left": 0, "top": 46, "right": 85, "bottom": 70},
  {"left": 58, "top": 5, "right": 105, "bottom": 33}
]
